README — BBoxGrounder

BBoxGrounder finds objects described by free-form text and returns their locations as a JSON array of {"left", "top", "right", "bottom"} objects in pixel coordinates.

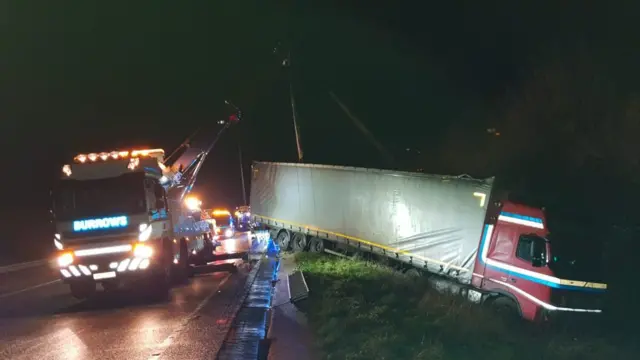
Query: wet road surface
[{"left": 0, "top": 234, "right": 254, "bottom": 360}]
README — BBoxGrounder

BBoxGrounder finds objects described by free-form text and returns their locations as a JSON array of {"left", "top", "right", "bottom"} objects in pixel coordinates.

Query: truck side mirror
[
  {"left": 530, "top": 238, "right": 547, "bottom": 267},
  {"left": 531, "top": 256, "right": 545, "bottom": 267}
]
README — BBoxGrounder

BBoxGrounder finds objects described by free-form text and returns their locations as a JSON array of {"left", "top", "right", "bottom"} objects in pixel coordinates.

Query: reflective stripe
[
  {"left": 478, "top": 225, "right": 607, "bottom": 292},
  {"left": 74, "top": 244, "right": 133, "bottom": 257},
  {"left": 486, "top": 277, "right": 602, "bottom": 313},
  {"left": 498, "top": 212, "right": 544, "bottom": 229}
]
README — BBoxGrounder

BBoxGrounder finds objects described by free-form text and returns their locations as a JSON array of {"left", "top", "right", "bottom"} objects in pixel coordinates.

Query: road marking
[
  {"left": 0, "top": 260, "right": 49, "bottom": 274},
  {"left": 0, "top": 279, "right": 61, "bottom": 300},
  {"left": 148, "top": 274, "right": 231, "bottom": 360}
]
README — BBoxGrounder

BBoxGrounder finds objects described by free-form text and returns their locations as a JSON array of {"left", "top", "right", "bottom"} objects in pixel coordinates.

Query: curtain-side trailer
[{"left": 250, "top": 161, "right": 607, "bottom": 322}]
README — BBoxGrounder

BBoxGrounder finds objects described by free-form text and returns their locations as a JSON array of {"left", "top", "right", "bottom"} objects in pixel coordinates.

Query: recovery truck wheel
[
  {"left": 309, "top": 237, "right": 325, "bottom": 253},
  {"left": 172, "top": 239, "right": 190, "bottom": 284},
  {"left": 70, "top": 282, "right": 96, "bottom": 300},
  {"left": 150, "top": 239, "right": 172, "bottom": 300},
  {"left": 292, "top": 233, "right": 308, "bottom": 252},
  {"left": 275, "top": 231, "right": 291, "bottom": 251},
  {"left": 150, "top": 265, "right": 170, "bottom": 300}
]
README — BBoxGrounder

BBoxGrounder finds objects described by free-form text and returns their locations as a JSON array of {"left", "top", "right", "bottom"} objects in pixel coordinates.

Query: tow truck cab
[
  {"left": 51, "top": 149, "right": 198, "bottom": 299},
  {"left": 234, "top": 206, "right": 251, "bottom": 231},
  {"left": 472, "top": 200, "right": 607, "bottom": 322},
  {"left": 210, "top": 209, "right": 235, "bottom": 239}
]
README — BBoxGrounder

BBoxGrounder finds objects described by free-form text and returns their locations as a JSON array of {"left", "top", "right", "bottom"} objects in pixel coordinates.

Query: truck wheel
[
  {"left": 292, "top": 233, "right": 308, "bottom": 252},
  {"left": 151, "top": 241, "right": 171, "bottom": 300},
  {"left": 150, "top": 268, "right": 170, "bottom": 301},
  {"left": 172, "top": 239, "right": 190, "bottom": 284},
  {"left": 275, "top": 231, "right": 291, "bottom": 251},
  {"left": 488, "top": 296, "right": 520, "bottom": 321},
  {"left": 70, "top": 282, "right": 96, "bottom": 300},
  {"left": 309, "top": 237, "right": 325, "bottom": 253}
]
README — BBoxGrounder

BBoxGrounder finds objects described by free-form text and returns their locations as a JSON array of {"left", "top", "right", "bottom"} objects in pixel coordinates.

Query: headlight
[
  {"left": 133, "top": 243, "right": 153, "bottom": 258},
  {"left": 225, "top": 229, "right": 233, "bottom": 237},
  {"left": 57, "top": 252, "right": 73, "bottom": 267},
  {"left": 139, "top": 223, "right": 152, "bottom": 242}
]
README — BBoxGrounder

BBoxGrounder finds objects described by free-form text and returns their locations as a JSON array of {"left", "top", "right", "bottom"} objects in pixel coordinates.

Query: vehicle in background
[
  {"left": 203, "top": 208, "right": 251, "bottom": 262},
  {"left": 234, "top": 206, "right": 251, "bottom": 231},
  {"left": 249, "top": 161, "right": 608, "bottom": 322},
  {"left": 209, "top": 209, "right": 235, "bottom": 239}
]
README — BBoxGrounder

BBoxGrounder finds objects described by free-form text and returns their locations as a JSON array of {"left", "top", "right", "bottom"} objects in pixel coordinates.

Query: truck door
[{"left": 506, "top": 232, "right": 552, "bottom": 320}]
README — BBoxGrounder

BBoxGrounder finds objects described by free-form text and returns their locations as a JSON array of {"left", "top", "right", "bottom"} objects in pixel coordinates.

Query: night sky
[{"left": 2, "top": 1, "right": 640, "bottom": 261}]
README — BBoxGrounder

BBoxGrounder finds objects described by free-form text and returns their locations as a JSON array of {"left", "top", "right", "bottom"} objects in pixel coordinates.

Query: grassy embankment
[{"left": 295, "top": 252, "right": 636, "bottom": 360}]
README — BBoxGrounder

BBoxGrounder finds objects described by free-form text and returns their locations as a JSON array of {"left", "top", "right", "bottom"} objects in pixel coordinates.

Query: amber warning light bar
[
  {"left": 73, "top": 149, "right": 165, "bottom": 163},
  {"left": 62, "top": 148, "right": 166, "bottom": 177}
]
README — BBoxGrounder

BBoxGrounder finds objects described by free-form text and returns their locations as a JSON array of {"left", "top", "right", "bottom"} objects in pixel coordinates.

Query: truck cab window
[
  {"left": 154, "top": 183, "right": 166, "bottom": 210},
  {"left": 516, "top": 234, "right": 547, "bottom": 266}
]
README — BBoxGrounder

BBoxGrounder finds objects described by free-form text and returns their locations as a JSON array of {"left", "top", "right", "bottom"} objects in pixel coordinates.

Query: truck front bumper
[
  {"left": 58, "top": 254, "right": 159, "bottom": 285},
  {"left": 538, "top": 307, "right": 604, "bottom": 324}
]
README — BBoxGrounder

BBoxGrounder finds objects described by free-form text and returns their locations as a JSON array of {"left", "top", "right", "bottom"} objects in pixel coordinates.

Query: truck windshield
[
  {"left": 213, "top": 215, "right": 231, "bottom": 227},
  {"left": 52, "top": 173, "right": 147, "bottom": 222}
]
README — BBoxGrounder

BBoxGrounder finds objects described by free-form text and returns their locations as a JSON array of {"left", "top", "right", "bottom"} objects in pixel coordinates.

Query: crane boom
[{"left": 162, "top": 117, "right": 238, "bottom": 203}]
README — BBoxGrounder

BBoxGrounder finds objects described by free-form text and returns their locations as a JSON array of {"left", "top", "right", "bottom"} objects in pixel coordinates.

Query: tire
[
  {"left": 172, "top": 239, "right": 190, "bottom": 284},
  {"left": 292, "top": 233, "right": 308, "bottom": 252},
  {"left": 150, "top": 269, "right": 170, "bottom": 301},
  {"left": 309, "top": 237, "right": 325, "bottom": 253},
  {"left": 150, "top": 239, "right": 172, "bottom": 300},
  {"left": 404, "top": 268, "right": 421, "bottom": 278},
  {"left": 488, "top": 296, "right": 520, "bottom": 321},
  {"left": 275, "top": 231, "right": 291, "bottom": 251},
  {"left": 70, "top": 282, "right": 96, "bottom": 299}
]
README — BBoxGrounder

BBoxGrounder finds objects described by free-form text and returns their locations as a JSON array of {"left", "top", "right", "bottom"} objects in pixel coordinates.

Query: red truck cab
[{"left": 472, "top": 201, "right": 607, "bottom": 321}]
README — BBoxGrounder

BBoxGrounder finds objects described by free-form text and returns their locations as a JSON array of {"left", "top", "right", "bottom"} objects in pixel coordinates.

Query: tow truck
[
  {"left": 204, "top": 208, "right": 252, "bottom": 262},
  {"left": 234, "top": 206, "right": 251, "bottom": 231},
  {"left": 50, "top": 118, "right": 239, "bottom": 299},
  {"left": 205, "top": 209, "right": 233, "bottom": 240}
]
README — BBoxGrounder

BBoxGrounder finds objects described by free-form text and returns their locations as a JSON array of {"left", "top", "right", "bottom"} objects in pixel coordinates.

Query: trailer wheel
[
  {"left": 309, "top": 237, "right": 325, "bottom": 253},
  {"left": 292, "top": 233, "right": 308, "bottom": 252},
  {"left": 275, "top": 231, "right": 291, "bottom": 251},
  {"left": 404, "top": 268, "right": 422, "bottom": 278}
]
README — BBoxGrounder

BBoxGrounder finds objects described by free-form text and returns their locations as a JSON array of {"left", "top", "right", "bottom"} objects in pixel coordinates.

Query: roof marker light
[
  {"left": 73, "top": 149, "right": 164, "bottom": 163},
  {"left": 128, "top": 158, "right": 140, "bottom": 170}
]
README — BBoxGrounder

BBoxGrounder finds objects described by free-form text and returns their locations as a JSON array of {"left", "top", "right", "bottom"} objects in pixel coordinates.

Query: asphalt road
[{"left": 0, "top": 233, "right": 254, "bottom": 360}]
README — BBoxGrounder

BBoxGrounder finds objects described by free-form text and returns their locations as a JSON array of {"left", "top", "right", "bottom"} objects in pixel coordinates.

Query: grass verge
[{"left": 295, "top": 252, "right": 636, "bottom": 360}]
